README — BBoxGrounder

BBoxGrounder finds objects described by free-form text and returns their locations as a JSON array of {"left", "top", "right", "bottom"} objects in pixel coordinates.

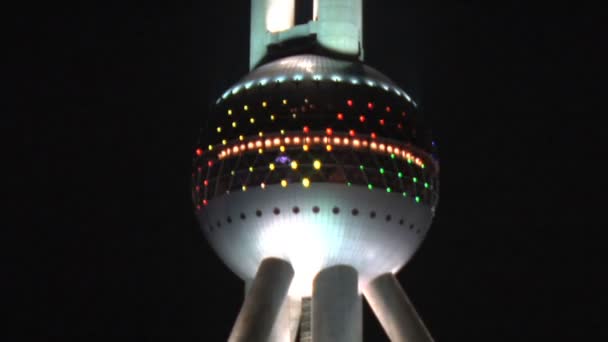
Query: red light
[
  {"left": 195, "top": 148, "right": 203, "bottom": 156},
  {"left": 359, "top": 115, "right": 365, "bottom": 123},
  {"left": 349, "top": 129, "right": 356, "bottom": 137},
  {"left": 371, "top": 132, "right": 377, "bottom": 139},
  {"left": 204, "top": 180, "right": 209, "bottom": 186},
  {"left": 337, "top": 113, "right": 344, "bottom": 120},
  {"left": 326, "top": 127, "right": 333, "bottom": 136},
  {"left": 197, "top": 167, "right": 202, "bottom": 172},
  {"left": 207, "top": 161, "right": 213, "bottom": 167},
  {"left": 402, "top": 111, "right": 407, "bottom": 117},
  {"left": 347, "top": 99, "right": 353, "bottom": 107},
  {"left": 379, "top": 119, "right": 385, "bottom": 126},
  {"left": 203, "top": 199, "right": 208, "bottom": 206},
  {"left": 303, "top": 126, "right": 310, "bottom": 133},
  {"left": 195, "top": 185, "right": 200, "bottom": 191},
  {"left": 397, "top": 123, "right": 403, "bottom": 129},
  {"left": 368, "top": 102, "right": 374, "bottom": 110},
  {"left": 386, "top": 106, "right": 391, "bottom": 112}
]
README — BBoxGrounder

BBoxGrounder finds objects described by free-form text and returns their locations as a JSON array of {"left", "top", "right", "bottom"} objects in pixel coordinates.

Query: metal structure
[{"left": 192, "top": 1, "right": 439, "bottom": 341}]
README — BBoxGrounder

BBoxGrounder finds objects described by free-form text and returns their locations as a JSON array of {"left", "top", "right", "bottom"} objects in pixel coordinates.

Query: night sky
[{"left": 22, "top": 0, "right": 604, "bottom": 340}]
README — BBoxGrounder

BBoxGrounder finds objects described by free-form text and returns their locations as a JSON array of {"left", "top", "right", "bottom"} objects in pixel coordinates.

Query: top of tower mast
[{"left": 250, "top": 0, "right": 364, "bottom": 70}]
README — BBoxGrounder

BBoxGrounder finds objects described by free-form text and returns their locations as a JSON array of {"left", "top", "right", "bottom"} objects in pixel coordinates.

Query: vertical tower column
[
  {"left": 363, "top": 273, "right": 434, "bottom": 342},
  {"left": 311, "top": 265, "right": 362, "bottom": 342},
  {"left": 315, "top": 0, "right": 363, "bottom": 57},
  {"left": 250, "top": 0, "right": 296, "bottom": 69},
  {"left": 229, "top": 258, "right": 295, "bottom": 342}
]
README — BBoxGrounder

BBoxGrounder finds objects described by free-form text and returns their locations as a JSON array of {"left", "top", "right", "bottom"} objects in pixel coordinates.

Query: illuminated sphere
[{"left": 192, "top": 54, "right": 439, "bottom": 296}]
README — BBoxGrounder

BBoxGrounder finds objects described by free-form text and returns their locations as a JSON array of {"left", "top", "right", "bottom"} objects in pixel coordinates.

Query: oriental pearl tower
[{"left": 192, "top": 1, "right": 439, "bottom": 341}]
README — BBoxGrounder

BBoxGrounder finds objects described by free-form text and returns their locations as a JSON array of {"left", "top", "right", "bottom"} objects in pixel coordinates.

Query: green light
[
  {"left": 402, "top": 192, "right": 407, "bottom": 197},
  {"left": 368, "top": 184, "right": 373, "bottom": 190},
  {"left": 379, "top": 168, "right": 385, "bottom": 174},
  {"left": 347, "top": 182, "right": 352, "bottom": 187},
  {"left": 413, "top": 177, "right": 418, "bottom": 183},
  {"left": 386, "top": 187, "right": 391, "bottom": 193},
  {"left": 407, "top": 159, "right": 413, "bottom": 164},
  {"left": 391, "top": 153, "right": 396, "bottom": 159},
  {"left": 359, "top": 165, "right": 365, "bottom": 171},
  {"left": 398, "top": 172, "right": 403, "bottom": 178},
  {"left": 415, "top": 196, "right": 421, "bottom": 203},
  {"left": 424, "top": 182, "right": 429, "bottom": 188}
]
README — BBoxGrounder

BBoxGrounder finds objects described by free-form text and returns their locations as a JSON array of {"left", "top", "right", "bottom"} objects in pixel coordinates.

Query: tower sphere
[{"left": 192, "top": 54, "right": 439, "bottom": 297}]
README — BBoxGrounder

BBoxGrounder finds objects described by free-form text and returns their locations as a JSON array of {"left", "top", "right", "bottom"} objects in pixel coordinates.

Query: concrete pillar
[
  {"left": 250, "top": 0, "right": 296, "bottom": 69},
  {"left": 316, "top": 0, "right": 363, "bottom": 57},
  {"left": 229, "top": 258, "right": 295, "bottom": 342},
  {"left": 311, "top": 265, "right": 362, "bottom": 342},
  {"left": 363, "top": 273, "right": 434, "bottom": 342}
]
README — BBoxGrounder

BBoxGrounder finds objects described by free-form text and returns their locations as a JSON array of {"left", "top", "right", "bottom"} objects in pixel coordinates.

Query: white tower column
[
  {"left": 315, "top": 0, "right": 363, "bottom": 56},
  {"left": 311, "top": 265, "right": 362, "bottom": 342},
  {"left": 250, "top": 0, "right": 296, "bottom": 69},
  {"left": 363, "top": 273, "right": 434, "bottom": 342},
  {"left": 229, "top": 258, "right": 295, "bottom": 342}
]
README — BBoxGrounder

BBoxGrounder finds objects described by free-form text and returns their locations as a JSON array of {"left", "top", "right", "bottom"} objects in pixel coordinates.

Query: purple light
[{"left": 275, "top": 155, "right": 291, "bottom": 164}]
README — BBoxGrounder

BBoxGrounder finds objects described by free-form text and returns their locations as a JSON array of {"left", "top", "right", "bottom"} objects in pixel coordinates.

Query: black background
[{"left": 19, "top": 0, "right": 604, "bottom": 340}]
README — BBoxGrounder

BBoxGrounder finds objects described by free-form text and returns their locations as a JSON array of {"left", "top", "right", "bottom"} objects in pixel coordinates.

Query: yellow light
[
  {"left": 280, "top": 129, "right": 285, "bottom": 135},
  {"left": 303, "top": 144, "right": 309, "bottom": 151},
  {"left": 258, "top": 148, "right": 263, "bottom": 154},
  {"left": 208, "top": 145, "right": 213, "bottom": 151},
  {"left": 217, "top": 127, "right": 222, "bottom": 133},
  {"left": 302, "top": 178, "right": 310, "bottom": 188},
  {"left": 313, "top": 160, "right": 321, "bottom": 170},
  {"left": 244, "top": 105, "right": 249, "bottom": 111},
  {"left": 269, "top": 163, "right": 276, "bottom": 171},
  {"left": 280, "top": 145, "right": 286, "bottom": 152},
  {"left": 250, "top": 117, "right": 255, "bottom": 124},
  {"left": 262, "top": 101, "right": 267, "bottom": 107},
  {"left": 326, "top": 145, "right": 332, "bottom": 151},
  {"left": 258, "top": 131, "right": 264, "bottom": 137},
  {"left": 291, "top": 160, "right": 298, "bottom": 170},
  {"left": 222, "top": 139, "right": 227, "bottom": 145},
  {"left": 281, "top": 179, "right": 288, "bottom": 187},
  {"left": 232, "top": 122, "right": 237, "bottom": 128},
  {"left": 242, "top": 185, "right": 247, "bottom": 191},
  {"left": 239, "top": 135, "right": 244, "bottom": 141},
  {"left": 227, "top": 109, "right": 232, "bottom": 115},
  {"left": 270, "top": 115, "right": 275, "bottom": 121},
  {"left": 282, "top": 99, "right": 288, "bottom": 105}
]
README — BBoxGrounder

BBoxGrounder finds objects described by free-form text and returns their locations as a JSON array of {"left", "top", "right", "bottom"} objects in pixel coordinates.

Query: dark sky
[{"left": 21, "top": 0, "right": 604, "bottom": 340}]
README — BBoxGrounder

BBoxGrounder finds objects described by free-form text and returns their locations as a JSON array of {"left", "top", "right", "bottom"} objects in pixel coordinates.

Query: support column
[
  {"left": 229, "top": 258, "right": 295, "bottom": 342},
  {"left": 312, "top": 265, "right": 362, "bottom": 342},
  {"left": 363, "top": 273, "right": 434, "bottom": 342}
]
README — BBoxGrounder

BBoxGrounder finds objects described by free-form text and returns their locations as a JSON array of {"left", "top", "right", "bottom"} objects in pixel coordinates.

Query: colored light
[
  {"left": 326, "top": 127, "right": 333, "bottom": 136},
  {"left": 303, "top": 144, "right": 309, "bottom": 151},
  {"left": 379, "top": 168, "right": 385, "bottom": 174},
  {"left": 250, "top": 118, "right": 255, "bottom": 124},
  {"left": 281, "top": 179, "right": 288, "bottom": 187},
  {"left": 424, "top": 182, "right": 429, "bottom": 188},
  {"left": 208, "top": 145, "right": 213, "bottom": 151},
  {"left": 368, "top": 184, "right": 373, "bottom": 190},
  {"left": 282, "top": 99, "right": 288, "bottom": 105},
  {"left": 368, "top": 102, "right": 374, "bottom": 110},
  {"left": 402, "top": 111, "right": 407, "bottom": 117},
  {"left": 232, "top": 122, "right": 237, "bottom": 128},
  {"left": 379, "top": 119, "right": 385, "bottom": 125},
  {"left": 337, "top": 113, "right": 344, "bottom": 120},
  {"left": 291, "top": 160, "right": 298, "bottom": 170},
  {"left": 262, "top": 101, "right": 267, "bottom": 107},
  {"left": 398, "top": 172, "right": 403, "bottom": 178},
  {"left": 313, "top": 160, "right": 322, "bottom": 170},
  {"left": 280, "top": 129, "right": 285, "bottom": 135},
  {"left": 415, "top": 196, "right": 421, "bottom": 203},
  {"left": 347, "top": 182, "right": 352, "bottom": 186},
  {"left": 244, "top": 105, "right": 249, "bottom": 111},
  {"left": 413, "top": 177, "right": 418, "bottom": 183},
  {"left": 359, "top": 165, "right": 364, "bottom": 170},
  {"left": 386, "top": 106, "right": 391, "bottom": 112},
  {"left": 347, "top": 99, "right": 353, "bottom": 107},
  {"left": 258, "top": 148, "right": 263, "bottom": 154},
  {"left": 270, "top": 115, "right": 275, "bottom": 121},
  {"left": 349, "top": 129, "right": 356, "bottom": 137},
  {"left": 391, "top": 153, "right": 396, "bottom": 159},
  {"left": 203, "top": 199, "right": 208, "bottom": 206},
  {"left": 326, "top": 145, "right": 332, "bottom": 151},
  {"left": 359, "top": 115, "right": 365, "bottom": 123},
  {"left": 242, "top": 185, "right": 247, "bottom": 191},
  {"left": 217, "top": 127, "right": 222, "bottom": 133},
  {"left": 303, "top": 126, "right": 309, "bottom": 133},
  {"left": 269, "top": 163, "right": 276, "bottom": 171},
  {"left": 249, "top": 166, "right": 254, "bottom": 172},
  {"left": 227, "top": 109, "right": 232, "bottom": 115},
  {"left": 203, "top": 179, "right": 209, "bottom": 186},
  {"left": 239, "top": 135, "right": 244, "bottom": 141},
  {"left": 386, "top": 187, "right": 391, "bottom": 193},
  {"left": 280, "top": 146, "right": 286, "bottom": 152},
  {"left": 222, "top": 139, "right": 227, "bottom": 145},
  {"left": 302, "top": 178, "right": 311, "bottom": 188},
  {"left": 207, "top": 161, "right": 213, "bottom": 167},
  {"left": 371, "top": 132, "right": 377, "bottom": 139},
  {"left": 402, "top": 192, "right": 407, "bottom": 197},
  {"left": 195, "top": 148, "right": 203, "bottom": 156}
]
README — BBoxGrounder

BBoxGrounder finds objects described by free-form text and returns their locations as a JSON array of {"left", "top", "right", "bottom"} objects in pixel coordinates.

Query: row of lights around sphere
[{"left": 210, "top": 133, "right": 426, "bottom": 169}]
